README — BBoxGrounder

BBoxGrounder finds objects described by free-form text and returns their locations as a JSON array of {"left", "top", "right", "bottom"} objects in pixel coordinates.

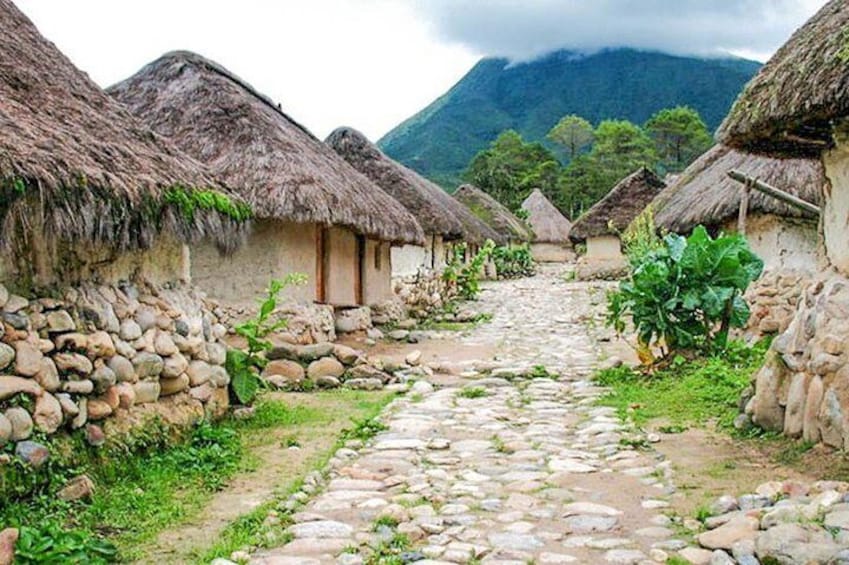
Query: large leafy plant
[
  {"left": 226, "top": 274, "right": 307, "bottom": 404},
  {"left": 607, "top": 226, "right": 763, "bottom": 361},
  {"left": 442, "top": 240, "right": 496, "bottom": 300},
  {"left": 492, "top": 244, "right": 535, "bottom": 279}
]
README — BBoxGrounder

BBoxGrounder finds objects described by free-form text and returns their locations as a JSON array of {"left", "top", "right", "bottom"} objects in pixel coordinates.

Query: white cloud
[
  {"left": 15, "top": 0, "right": 478, "bottom": 139},
  {"left": 408, "top": 0, "right": 828, "bottom": 62}
]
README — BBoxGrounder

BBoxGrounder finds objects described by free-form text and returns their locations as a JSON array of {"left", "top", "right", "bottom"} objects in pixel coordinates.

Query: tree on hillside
[
  {"left": 463, "top": 130, "right": 563, "bottom": 212},
  {"left": 547, "top": 115, "right": 594, "bottom": 159},
  {"left": 645, "top": 106, "right": 713, "bottom": 173},
  {"left": 559, "top": 120, "right": 658, "bottom": 217}
]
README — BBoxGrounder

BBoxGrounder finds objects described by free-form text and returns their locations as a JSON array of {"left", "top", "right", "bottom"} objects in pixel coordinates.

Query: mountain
[{"left": 378, "top": 49, "right": 761, "bottom": 188}]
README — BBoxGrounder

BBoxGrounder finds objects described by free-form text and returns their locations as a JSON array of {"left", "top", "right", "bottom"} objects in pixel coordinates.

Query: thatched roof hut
[
  {"left": 0, "top": 1, "right": 248, "bottom": 259},
  {"left": 108, "top": 51, "right": 423, "bottom": 245},
  {"left": 520, "top": 189, "right": 572, "bottom": 244},
  {"left": 454, "top": 184, "right": 532, "bottom": 243},
  {"left": 653, "top": 145, "right": 824, "bottom": 233},
  {"left": 325, "top": 127, "right": 499, "bottom": 245},
  {"left": 570, "top": 168, "right": 665, "bottom": 243},
  {"left": 717, "top": 0, "right": 849, "bottom": 157}
]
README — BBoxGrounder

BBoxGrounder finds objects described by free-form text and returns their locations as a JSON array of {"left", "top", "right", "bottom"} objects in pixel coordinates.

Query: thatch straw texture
[
  {"left": 717, "top": 0, "right": 849, "bottom": 157},
  {"left": 0, "top": 1, "right": 248, "bottom": 257},
  {"left": 653, "top": 145, "right": 824, "bottom": 233},
  {"left": 454, "top": 184, "right": 532, "bottom": 243},
  {"left": 108, "top": 51, "right": 423, "bottom": 245},
  {"left": 326, "top": 127, "right": 499, "bottom": 245},
  {"left": 520, "top": 189, "right": 572, "bottom": 244},
  {"left": 570, "top": 168, "right": 665, "bottom": 243}
]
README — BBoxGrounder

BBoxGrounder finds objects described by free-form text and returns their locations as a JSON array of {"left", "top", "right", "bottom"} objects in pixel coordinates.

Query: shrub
[
  {"left": 606, "top": 226, "right": 763, "bottom": 361},
  {"left": 492, "top": 244, "right": 535, "bottom": 279},
  {"left": 226, "top": 274, "right": 307, "bottom": 404},
  {"left": 15, "top": 523, "right": 117, "bottom": 564},
  {"left": 442, "top": 240, "right": 496, "bottom": 300}
]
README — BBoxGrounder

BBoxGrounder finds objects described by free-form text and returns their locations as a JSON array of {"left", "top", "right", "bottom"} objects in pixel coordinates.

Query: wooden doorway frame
[
  {"left": 355, "top": 234, "right": 365, "bottom": 306},
  {"left": 315, "top": 227, "right": 327, "bottom": 303}
]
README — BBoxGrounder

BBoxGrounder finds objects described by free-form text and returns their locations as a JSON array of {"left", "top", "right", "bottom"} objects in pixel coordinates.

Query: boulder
[
  {"left": 133, "top": 381, "right": 161, "bottom": 404},
  {"left": 62, "top": 379, "right": 94, "bottom": 394},
  {"left": 334, "top": 307, "right": 372, "bottom": 333},
  {"left": 160, "top": 374, "right": 190, "bottom": 396},
  {"left": 46, "top": 310, "right": 76, "bottom": 333},
  {"left": 0, "top": 376, "right": 42, "bottom": 400},
  {"left": 85, "top": 424, "right": 105, "bottom": 446},
  {"left": 33, "top": 392, "right": 63, "bottom": 433},
  {"left": 55, "top": 393, "right": 80, "bottom": 417},
  {"left": 132, "top": 353, "right": 164, "bottom": 378},
  {"left": 344, "top": 377, "right": 383, "bottom": 391},
  {"left": 87, "top": 400, "right": 113, "bottom": 420},
  {"left": 406, "top": 350, "right": 423, "bottom": 366},
  {"left": 263, "top": 359, "right": 305, "bottom": 388},
  {"left": 307, "top": 357, "right": 345, "bottom": 379},
  {"left": 114, "top": 383, "right": 136, "bottom": 409},
  {"left": 13, "top": 340, "right": 43, "bottom": 377},
  {"left": 267, "top": 342, "right": 334, "bottom": 363},
  {"left": 119, "top": 319, "right": 142, "bottom": 341},
  {"left": 698, "top": 515, "right": 759, "bottom": 550},
  {"left": 108, "top": 355, "right": 136, "bottom": 383},
  {"left": 86, "top": 331, "right": 116, "bottom": 358},
  {"left": 206, "top": 343, "right": 227, "bottom": 366},
  {"left": 161, "top": 353, "right": 189, "bottom": 379},
  {"left": 755, "top": 523, "right": 839, "bottom": 564},
  {"left": 34, "top": 358, "right": 60, "bottom": 392},
  {"left": 6, "top": 407, "right": 32, "bottom": 440},
  {"left": 0, "top": 414, "right": 11, "bottom": 446},
  {"left": 90, "top": 365, "right": 117, "bottom": 394},
  {"left": 71, "top": 398, "right": 88, "bottom": 429},
  {"left": 58, "top": 475, "right": 95, "bottom": 501},
  {"left": 55, "top": 333, "right": 88, "bottom": 351},
  {"left": 15, "top": 440, "right": 49, "bottom": 467},
  {"left": 54, "top": 352, "right": 93, "bottom": 375},
  {"left": 0, "top": 343, "right": 13, "bottom": 371},
  {"left": 0, "top": 528, "right": 17, "bottom": 565},
  {"left": 332, "top": 344, "right": 361, "bottom": 365},
  {"left": 154, "top": 332, "right": 178, "bottom": 357},
  {"left": 316, "top": 375, "right": 341, "bottom": 388}
]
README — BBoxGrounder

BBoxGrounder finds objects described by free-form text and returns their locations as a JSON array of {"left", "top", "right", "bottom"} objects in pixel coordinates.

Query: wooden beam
[
  {"left": 727, "top": 170, "right": 821, "bottom": 216},
  {"left": 737, "top": 181, "right": 749, "bottom": 235}
]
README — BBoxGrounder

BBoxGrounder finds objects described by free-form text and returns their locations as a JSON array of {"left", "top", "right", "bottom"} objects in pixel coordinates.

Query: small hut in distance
[
  {"left": 109, "top": 52, "right": 423, "bottom": 318},
  {"left": 454, "top": 184, "right": 532, "bottom": 245},
  {"left": 570, "top": 167, "right": 666, "bottom": 260},
  {"left": 326, "top": 127, "right": 499, "bottom": 277},
  {"left": 520, "top": 189, "right": 573, "bottom": 262}
]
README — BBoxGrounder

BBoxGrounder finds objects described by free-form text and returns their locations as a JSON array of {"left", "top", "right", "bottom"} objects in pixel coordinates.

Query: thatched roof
[
  {"left": 653, "top": 145, "right": 824, "bottom": 233},
  {"left": 108, "top": 51, "right": 423, "bottom": 245},
  {"left": 0, "top": 1, "right": 248, "bottom": 259},
  {"left": 454, "top": 184, "right": 532, "bottom": 243},
  {"left": 520, "top": 189, "right": 572, "bottom": 244},
  {"left": 326, "top": 127, "right": 499, "bottom": 245},
  {"left": 717, "top": 0, "right": 849, "bottom": 157},
  {"left": 570, "top": 168, "right": 666, "bottom": 242}
]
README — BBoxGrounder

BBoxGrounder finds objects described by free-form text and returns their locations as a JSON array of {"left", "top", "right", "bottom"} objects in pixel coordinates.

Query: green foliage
[
  {"left": 341, "top": 415, "right": 389, "bottom": 442},
  {"left": 226, "top": 274, "right": 307, "bottom": 404},
  {"left": 606, "top": 226, "right": 763, "bottom": 359},
  {"left": 379, "top": 49, "right": 760, "bottom": 190},
  {"left": 458, "top": 386, "right": 488, "bottom": 399},
  {"left": 547, "top": 114, "right": 594, "bottom": 159},
  {"left": 559, "top": 119, "right": 659, "bottom": 218},
  {"left": 443, "top": 240, "right": 496, "bottom": 300},
  {"left": 595, "top": 339, "right": 769, "bottom": 427},
  {"left": 645, "top": 106, "right": 713, "bottom": 173},
  {"left": 163, "top": 185, "right": 252, "bottom": 223},
  {"left": 463, "top": 130, "right": 563, "bottom": 212},
  {"left": 492, "top": 244, "right": 535, "bottom": 279},
  {"left": 620, "top": 206, "right": 665, "bottom": 265},
  {"left": 15, "top": 523, "right": 117, "bottom": 564}
]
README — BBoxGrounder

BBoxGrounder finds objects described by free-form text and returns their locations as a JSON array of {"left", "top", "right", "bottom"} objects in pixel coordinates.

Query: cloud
[{"left": 409, "top": 0, "right": 828, "bottom": 62}]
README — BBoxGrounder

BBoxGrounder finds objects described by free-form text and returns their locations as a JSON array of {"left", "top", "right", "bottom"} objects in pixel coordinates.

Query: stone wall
[
  {"left": 744, "top": 272, "right": 849, "bottom": 447},
  {"left": 393, "top": 270, "right": 456, "bottom": 319},
  {"left": 0, "top": 280, "right": 230, "bottom": 450},
  {"left": 744, "top": 269, "right": 813, "bottom": 337}
]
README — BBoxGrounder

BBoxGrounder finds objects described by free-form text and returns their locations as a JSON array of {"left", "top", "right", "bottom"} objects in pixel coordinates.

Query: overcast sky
[{"left": 17, "top": 1, "right": 827, "bottom": 140}]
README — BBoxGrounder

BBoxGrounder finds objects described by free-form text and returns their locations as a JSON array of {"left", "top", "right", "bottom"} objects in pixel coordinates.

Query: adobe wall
[
  {"left": 362, "top": 239, "right": 393, "bottom": 306},
  {"left": 585, "top": 235, "right": 623, "bottom": 260}
]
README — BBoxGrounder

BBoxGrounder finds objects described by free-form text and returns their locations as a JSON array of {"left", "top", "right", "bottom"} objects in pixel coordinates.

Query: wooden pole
[
  {"left": 737, "top": 178, "right": 750, "bottom": 235},
  {"left": 727, "top": 170, "right": 821, "bottom": 215}
]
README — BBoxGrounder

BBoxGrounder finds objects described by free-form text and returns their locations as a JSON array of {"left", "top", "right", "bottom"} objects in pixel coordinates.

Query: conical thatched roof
[
  {"left": 0, "top": 1, "right": 248, "bottom": 259},
  {"left": 570, "top": 168, "right": 666, "bottom": 243},
  {"left": 454, "top": 184, "right": 532, "bottom": 243},
  {"left": 653, "top": 145, "right": 824, "bottom": 233},
  {"left": 717, "top": 0, "right": 849, "bottom": 157},
  {"left": 326, "top": 127, "right": 499, "bottom": 245},
  {"left": 520, "top": 189, "right": 572, "bottom": 244},
  {"left": 108, "top": 51, "right": 423, "bottom": 245}
]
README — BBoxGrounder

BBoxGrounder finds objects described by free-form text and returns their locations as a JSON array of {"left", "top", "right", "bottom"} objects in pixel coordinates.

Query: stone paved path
[{"left": 250, "top": 266, "right": 698, "bottom": 565}]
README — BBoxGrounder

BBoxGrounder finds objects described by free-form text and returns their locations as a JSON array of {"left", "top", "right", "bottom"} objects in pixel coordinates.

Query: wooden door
[{"left": 355, "top": 235, "right": 365, "bottom": 305}]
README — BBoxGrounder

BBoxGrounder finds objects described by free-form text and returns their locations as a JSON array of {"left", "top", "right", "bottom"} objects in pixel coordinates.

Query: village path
[{"left": 249, "top": 265, "right": 703, "bottom": 565}]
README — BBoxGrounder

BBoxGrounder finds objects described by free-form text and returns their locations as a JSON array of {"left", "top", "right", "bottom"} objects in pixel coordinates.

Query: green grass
[
  {"left": 197, "top": 390, "right": 394, "bottom": 562},
  {"left": 594, "top": 340, "right": 769, "bottom": 428},
  {"left": 1, "top": 390, "right": 394, "bottom": 563},
  {"left": 457, "top": 386, "right": 489, "bottom": 399}
]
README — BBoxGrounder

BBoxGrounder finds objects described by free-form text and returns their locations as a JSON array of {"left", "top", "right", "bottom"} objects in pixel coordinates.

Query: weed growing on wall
[
  {"left": 226, "top": 274, "right": 307, "bottom": 404},
  {"left": 443, "top": 240, "right": 496, "bottom": 300}
]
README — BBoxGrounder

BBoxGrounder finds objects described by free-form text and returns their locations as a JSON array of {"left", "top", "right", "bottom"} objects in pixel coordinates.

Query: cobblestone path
[{"left": 250, "top": 266, "right": 700, "bottom": 565}]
